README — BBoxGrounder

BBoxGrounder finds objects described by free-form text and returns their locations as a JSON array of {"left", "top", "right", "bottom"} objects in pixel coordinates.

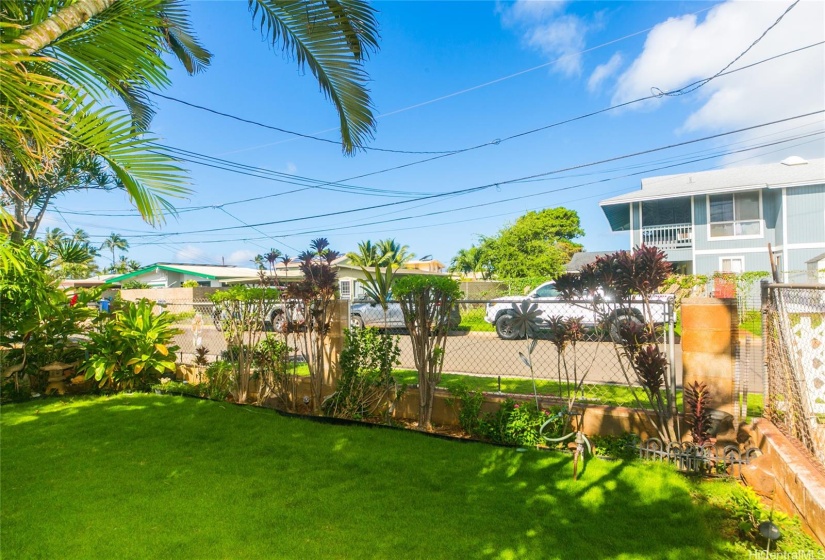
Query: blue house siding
[{"left": 784, "top": 184, "right": 825, "bottom": 245}]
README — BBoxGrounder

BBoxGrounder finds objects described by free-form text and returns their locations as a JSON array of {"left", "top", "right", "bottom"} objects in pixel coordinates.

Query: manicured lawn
[{"left": 2, "top": 395, "right": 753, "bottom": 559}]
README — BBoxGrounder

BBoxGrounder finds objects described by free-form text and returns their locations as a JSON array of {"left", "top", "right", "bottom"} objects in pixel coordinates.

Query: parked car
[
  {"left": 484, "top": 281, "right": 669, "bottom": 340},
  {"left": 350, "top": 298, "right": 461, "bottom": 330}
]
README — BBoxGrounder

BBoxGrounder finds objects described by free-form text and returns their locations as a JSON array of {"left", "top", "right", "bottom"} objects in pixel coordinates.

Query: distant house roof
[
  {"left": 564, "top": 251, "right": 612, "bottom": 273},
  {"left": 61, "top": 274, "right": 120, "bottom": 289},
  {"left": 601, "top": 157, "right": 825, "bottom": 231},
  {"left": 105, "top": 263, "right": 261, "bottom": 284},
  {"left": 806, "top": 252, "right": 825, "bottom": 264}
]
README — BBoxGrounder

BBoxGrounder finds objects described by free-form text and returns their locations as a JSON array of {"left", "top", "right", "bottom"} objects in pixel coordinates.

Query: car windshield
[{"left": 533, "top": 284, "right": 559, "bottom": 297}]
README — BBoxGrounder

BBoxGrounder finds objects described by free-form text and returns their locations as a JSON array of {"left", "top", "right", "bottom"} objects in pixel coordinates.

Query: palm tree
[
  {"left": 127, "top": 259, "right": 142, "bottom": 272},
  {"left": 264, "top": 249, "right": 282, "bottom": 275},
  {"left": 252, "top": 255, "right": 266, "bottom": 270},
  {"left": 43, "top": 227, "right": 68, "bottom": 249},
  {"left": 71, "top": 228, "right": 89, "bottom": 243},
  {"left": 347, "top": 238, "right": 414, "bottom": 321},
  {"left": 100, "top": 233, "right": 129, "bottom": 267},
  {"left": 1, "top": 0, "right": 378, "bottom": 231}
]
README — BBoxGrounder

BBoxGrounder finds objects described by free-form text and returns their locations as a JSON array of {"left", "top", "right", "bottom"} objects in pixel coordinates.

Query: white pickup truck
[{"left": 484, "top": 281, "right": 670, "bottom": 340}]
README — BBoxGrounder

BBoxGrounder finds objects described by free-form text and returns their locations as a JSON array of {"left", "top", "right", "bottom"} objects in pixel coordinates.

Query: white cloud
[
  {"left": 587, "top": 52, "right": 623, "bottom": 92},
  {"left": 499, "top": 1, "right": 590, "bottom": 76},
  {"left": 226, "top": 249, "right": 257, "bottom": 266},
  {"left": 612, "top": 0, "right": 825, "bottom": 163}
]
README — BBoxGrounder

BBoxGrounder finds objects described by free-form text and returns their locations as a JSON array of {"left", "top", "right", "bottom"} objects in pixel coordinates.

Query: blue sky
[{"left": 45, "top": 0, "right": 825, "bottom": 269}]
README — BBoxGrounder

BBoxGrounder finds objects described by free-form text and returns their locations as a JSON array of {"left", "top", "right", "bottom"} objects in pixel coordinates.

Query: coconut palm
[
  {"left": 100, "top": 233, "right": 129, "bottom": 267},
  {"left": 1, "top": 0, "right": 379, "bottom": 230},
  {"left": 264, "top": 249, "right": 282, "bottom": 275},
  {"left": 43, "top": 228, "right": 68, "bottom": 249},
  {"left": 347, "top": 238, "right": 414, "bottom": 322}
]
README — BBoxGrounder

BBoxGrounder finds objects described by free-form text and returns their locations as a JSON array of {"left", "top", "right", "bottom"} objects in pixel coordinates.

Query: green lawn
[
  {"left": 1, "top": 394, "right": 758, "bottom": 559},
  {"left": 456, "top": 306, "right": 496, "bottom": 333}
]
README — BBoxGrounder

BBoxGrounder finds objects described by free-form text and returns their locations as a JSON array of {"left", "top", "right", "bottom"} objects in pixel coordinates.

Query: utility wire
[
  {"left": 53, "top": 42, "right": 823, "bottom": 220},
  {"left": 126, "top": 131, "right": 822, "bottom": 246},
  {"left": 654, "top": 0, "right": 801, "bottom": 97},
  {"left": 147, "top": 90, "right": 458, "bottom": 155},
  {"left": 110, "top": 110, "right": 825, "bottom": 239}
]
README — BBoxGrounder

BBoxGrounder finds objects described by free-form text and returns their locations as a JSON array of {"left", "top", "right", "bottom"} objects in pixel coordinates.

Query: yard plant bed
[{"left": 0, "top": 395, "right": 802, "bottom": 559}]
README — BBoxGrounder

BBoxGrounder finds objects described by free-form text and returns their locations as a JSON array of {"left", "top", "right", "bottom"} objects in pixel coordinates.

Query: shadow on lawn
[
  {"left": 1, "top": 395, "right": 739, "bottom": 560},
  {"left": 467, "top": 447, "right": 734, "bottom": 559}
]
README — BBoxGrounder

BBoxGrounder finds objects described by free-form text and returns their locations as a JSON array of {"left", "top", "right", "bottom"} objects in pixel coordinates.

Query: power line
[
  {"left": 52, "top": 42, "right": 823, "bottom": 219},
  {"left": 654, "top": 0, "right": 802, "bottom": 97},
  {"left": 148, "top": 90, "right": 458, "bottom": 155},
  {"left": 125, "top": 131, "right": 822, "bottom": 246},
  {"left": 109, "top": 110, "right": 825, "bottom": 239}
]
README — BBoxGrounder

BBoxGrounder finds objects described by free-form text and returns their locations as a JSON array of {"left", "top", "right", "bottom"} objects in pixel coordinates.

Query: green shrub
[
  {"left": 81, "top": 299, "right": 180, "bottom": 391},
  {"left": 447, "top": 383, "right": 484, "bottom": 436},
  {"left": 122, "top": 280, "right": 151, "bottom": 289},
  {"left": 590, "top": 433, "right": 640, "bottom": 460},
  {"left": 473, "top": 399, "right": 563, "bottom": 447},
  {"left": 323, "top": 327, "right": 400, "bottom": 419},
  {"left": 204, "top": 361, "right": 233, "bottom": 401},
  {"left": 181, "top": 280, "right": 200, "bottom": 288}
]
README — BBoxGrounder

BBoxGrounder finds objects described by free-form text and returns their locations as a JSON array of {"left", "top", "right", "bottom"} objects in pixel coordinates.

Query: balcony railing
[{"left": 641, "top": 223, "right": 693, "bottom": 250}]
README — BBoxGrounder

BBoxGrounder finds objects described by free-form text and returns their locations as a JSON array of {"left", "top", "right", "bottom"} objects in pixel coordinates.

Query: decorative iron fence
[
  {"left": 638, "top": 438, "right": 760, "bottom": 475},
  {"left": 763, "top": 283, "right": 825, "bottom": 465}
]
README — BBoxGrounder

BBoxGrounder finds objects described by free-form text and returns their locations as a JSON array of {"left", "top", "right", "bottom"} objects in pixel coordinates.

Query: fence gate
[{"left": 763, "top": 283, "right": 825, "bottom": 465}]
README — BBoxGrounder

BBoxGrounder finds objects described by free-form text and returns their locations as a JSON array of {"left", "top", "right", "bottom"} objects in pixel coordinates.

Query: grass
[
  {"left": 0, "top": 394, "right": 772, "bottom": 559},
  {"left": 456, "top": 306, "right": 496, "bottom": 333}
]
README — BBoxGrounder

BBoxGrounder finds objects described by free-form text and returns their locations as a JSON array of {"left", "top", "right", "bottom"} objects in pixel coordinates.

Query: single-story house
[{"left": 105, "top": 263, "right": 262, "bottom": 288}]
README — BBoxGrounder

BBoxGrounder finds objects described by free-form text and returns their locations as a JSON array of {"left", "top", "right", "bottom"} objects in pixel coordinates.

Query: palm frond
[{"left": 248, "top": 0, "right": 377, "bottom": 154}]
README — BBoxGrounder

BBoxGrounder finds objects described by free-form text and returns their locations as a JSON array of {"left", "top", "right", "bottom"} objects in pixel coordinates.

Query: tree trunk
[
  {"left": 12, "top": 0, "right": 119, "bottom": 56},
  {"left": 26, "top": 192, "right": 52, "bottom": 239}
]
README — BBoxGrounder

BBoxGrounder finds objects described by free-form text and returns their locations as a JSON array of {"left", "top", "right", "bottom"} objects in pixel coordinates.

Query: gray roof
[
  {"left": 601, "top": 157, "right": 825, "bottom": 206},
  {"left": 564, "top": 251, "right": 612, "bottom": 272}
]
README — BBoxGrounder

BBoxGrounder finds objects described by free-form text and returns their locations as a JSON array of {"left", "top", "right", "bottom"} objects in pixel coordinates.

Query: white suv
[{"left": 484, "top": 281, "right": 669, "bottom": 340}]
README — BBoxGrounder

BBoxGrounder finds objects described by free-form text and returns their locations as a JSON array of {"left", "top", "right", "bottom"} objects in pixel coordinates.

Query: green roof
[{"left": 105, "top": 265, "right": 218, "bottom": 284}]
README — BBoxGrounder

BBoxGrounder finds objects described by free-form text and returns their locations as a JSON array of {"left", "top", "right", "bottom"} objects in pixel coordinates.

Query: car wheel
[
  {"left": 495, "top": 313, "right": 522, "bottom": 340},
  {"left": 607, "top": 308, "right": 645, "bottom": 344},
  {"left": 350, "top": 314, "right": 365, "bottom": 329}
]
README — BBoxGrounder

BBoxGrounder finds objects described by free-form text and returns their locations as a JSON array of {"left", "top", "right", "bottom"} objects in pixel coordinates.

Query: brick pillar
[{"left": 681, "top": 298, "right": 736, "bottom": 436}]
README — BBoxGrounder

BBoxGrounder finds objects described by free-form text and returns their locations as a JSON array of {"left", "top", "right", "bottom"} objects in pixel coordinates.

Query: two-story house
[{"left": 599, "top": 157, "right": 825, "bottom": 282}]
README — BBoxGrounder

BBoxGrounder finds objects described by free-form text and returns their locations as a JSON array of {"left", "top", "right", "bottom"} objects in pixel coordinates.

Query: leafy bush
[
  {"left": 590, "top": 433, "right": 640, "bottom": 460},
  {"left": 122, "top": 280, "right": 151, "bottom": 289},
  {"left": 323, "top": 327, "right": 400, "bottom": 419},
  {"left": 470, "top": 399, "right": 563, "bottom": 447},
  {"left": 181, "top": 280, "right": 200, "bottom": 288},
  {"left": 152, "top": 380, "right": 205, "bottom": 397},
  {"left": 204, "top": 361, "right": 233, "bottom": 401},
  {"left": 252, "top": 335, "right": 293, "bottom": 408},
  {"left": 81, "top": 299, "right": 180, "bottom": 391},
  {"left": 447, "top": 383, "right": 484, "bottom": 436}
]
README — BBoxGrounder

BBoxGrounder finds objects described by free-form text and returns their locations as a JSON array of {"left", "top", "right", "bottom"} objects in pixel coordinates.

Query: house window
[
  {"left": 719, "top": 257, "right": 744, "bottom": 274},
  {"left": 708, "top": 191, "right": 761, "bottom": 238},
  {"left": 339, "top": 280, "right": 351, "bottom": 300}
]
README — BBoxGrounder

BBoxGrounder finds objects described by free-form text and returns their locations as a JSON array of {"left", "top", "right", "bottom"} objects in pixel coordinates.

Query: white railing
[{"left": 641, "top": 223, "right": 692, "bottom": 250}]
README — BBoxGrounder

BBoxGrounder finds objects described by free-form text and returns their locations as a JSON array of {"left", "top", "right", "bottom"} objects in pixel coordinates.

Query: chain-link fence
[
  {"left": 155, "top": 294, "right": 677, "bottom": 411},
  {"left": 763, "top": 284, "right": 825, "bottom": 466},
  {"left": 349, "top": 297, "right": 677, "bottom": 410}
]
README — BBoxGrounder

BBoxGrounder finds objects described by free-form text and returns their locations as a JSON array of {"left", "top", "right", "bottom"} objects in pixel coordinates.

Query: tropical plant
[
  {"left": 1, "top": 0, "right": 379, "bottom": 231},
  {"left": 264, "top": 249, "right": 282, "bottom": 276},
  {"left": 393, "top": 274, "right": 461, "bottom": 430},
  {"left": 210, "top": 285, "right": 280, "bottom": 403},
  {"left": 181, "top": 280, "right": 199, "bottom": 288},
  {"left": 448, "top": 246, "right": 493, "bottom": 279},
  {"left": 252, "top": 335, "right": 292, "bottom": 408},
  {"left": 0, "top": 237, "right": 97, "bottom": 394},
  {"left": 100, "top": 232, "right": 128, "bottom": 267},
  {"left": 553, "top": 245, "right": 677, "bottom": 442},
  {"left": 122, "top": 280, "right": 150, "bottom": 289},
  {"left": 322, "top": 326, "right": 401, "bottom": 420},
  {"left": 347, "top": 238, "right": 414, "bottom": 324},
  {"left": 81, "top": 299, "right": 180, "bottom": 390},
  {"left": 204, "top": 360, "right": 233, "bottom": 401},
  {"left": 284, "top": 238, "right": 340, "bottom": 411},
  {"left": 684, "top": 381, "right": 713, "bottom": 446},
  {"left": 447, "top": 382, "right": 485, "bottom": 436}
]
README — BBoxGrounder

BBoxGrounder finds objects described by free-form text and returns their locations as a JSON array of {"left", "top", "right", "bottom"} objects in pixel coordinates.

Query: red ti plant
[
  {"left": 684, "top": 381, "right": 713, "bottom": 445},
  {"left": 284, "top": 238, "right": 341, "bottom": 412}
]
